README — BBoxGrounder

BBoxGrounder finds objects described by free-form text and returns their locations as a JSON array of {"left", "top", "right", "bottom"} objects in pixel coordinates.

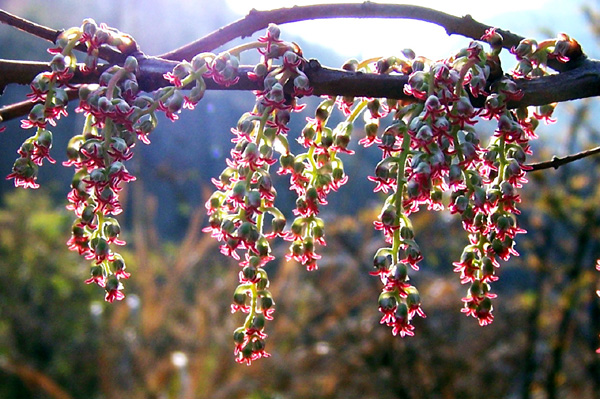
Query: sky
[{"left": 223, "top": 0, "right": 590, "bottom": 62}]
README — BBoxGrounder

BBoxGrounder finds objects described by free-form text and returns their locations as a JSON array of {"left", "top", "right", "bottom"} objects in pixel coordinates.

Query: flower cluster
[
  {"left": 5, "top": 19, "right": 143, "bottom": 301},
  {"left": 202, "top": 28, "right": 573, "bottom": 356},
  {"left": 65, "top": 22, "right": 223, "bottom": 301},
  {"left": 340, "top": 29, "right": 562, "bottom": 334},
  {"left": 5, "top": 19, "right": 213, "bottom": 304},
  {"left": 4, "top": 16, "right": 591, "bottom": 365},
  {"left": 510, "top": 31, "right": 581, "bottom": 77},
  {"left": 203, "top": 24, "right": 313, "bottom": 364},
  {"left": 65, "top": 56, "right": 144, "bottom": 302},
  {"left": 6, "top": 51, "right": 74, "bottom": 189},
  {"left": 281, "top": 97, "right": 352, "bottom": 271}
]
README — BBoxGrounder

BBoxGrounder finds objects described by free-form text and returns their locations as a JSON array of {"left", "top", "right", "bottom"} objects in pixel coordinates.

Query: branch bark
[
  {"left": 3, "top": 56, "right": 600, "bottom": 123},
  {"left": 0, "top": 9, "right": 58, "bottom": 43},
  {"left": 157, "top": 3, "right": 526, "bottom": 61},
  {"left": 0, "top": 9, "right": 127, "bottom": 64},
  {"left": 526, "top": 145, "right": 600, "bottom": 171}
]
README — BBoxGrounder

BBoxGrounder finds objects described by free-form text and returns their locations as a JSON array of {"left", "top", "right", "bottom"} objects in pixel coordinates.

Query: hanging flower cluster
[
  {"left": 204, "top": 27, "right": 572, "bottom": 359},
  {"left": 202, "top": 24, "right": 318, "bottom": 364},
  {"left": 3, "top": 17, "right": 589, "bottom": 364},
  {"left": 4, "top": 20, "right": 135, "bottom": 302},
  {"left": 362, "top": 28, "right": 564, "bottom": 334},
  {"left": 6, "top": 19, "right": 224, "bottom": 303}
]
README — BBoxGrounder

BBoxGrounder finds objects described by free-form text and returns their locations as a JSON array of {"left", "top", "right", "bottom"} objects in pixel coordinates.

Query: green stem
[
  {"left": 105, "top": 69, "right": 126, "bottom": 101},
  {"left": 102, "top": 119, "right": 115, "bottom": 167},
  {"left": 254, "top": 109, "right": 272, "bottom": 232},
  {"left": 228, "top": 41, "right": 266, "bottom": 58},
  {"left": 307, "top": 137, "right": 319, "bottom": 178},
  {"left": 357, "top": 57, "right": 381, "bottom": 70},
  {"left": 391, "top": 130, "right": 411, "bottom": 264},
  {"left": 141, "top": 87, "right": 176, "bottom": 116},
  {"left": 83, "top": 113, "right": 95, "bottom": 136},
  {"left": 243, "top": 282, "right": 259, "bottom": 329},
  {"left": 182, "top": 65, "right": 208, "bottom": 87},
  {"left": 450, "top": 126, "right": 465, "bottom": 163},
  {"left": 263, "top": 206, "right": 285, "bottom": 220},
  {"left": 496, "top": 135, "right": 507, "bottom": 186},
  {"left": 426, "top": 68, "right": 436, "bottom": 97},
  {"left": 455, "top": 58, "right": 478, "bottom": 97},
  {"left": 475, "top": 233, "right": 487, "bottom": 280},
  {"left": 61, "top": 30, "right": 83, "bottom": 56},
  {"left": 347, "top": 99, "right": 367, "bottom": 123},
  {"left": 255, "top": 106, "right": 271, "bottom": 145}
]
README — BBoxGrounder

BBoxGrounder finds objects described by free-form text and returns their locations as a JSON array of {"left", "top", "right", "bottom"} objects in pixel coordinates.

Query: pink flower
[{"left": 105, "top": 288, "right": 125, "bottom": 303}]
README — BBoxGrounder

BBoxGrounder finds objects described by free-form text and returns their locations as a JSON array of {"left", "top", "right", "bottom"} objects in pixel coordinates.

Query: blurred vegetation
[
  {"left": 0, "top": 190, "right": 98, "bottom": 398},
  {"left": 0, "top": 150, "right": 599, "bottom": 398},
  {"left": 1, "top": 1, "right": 600, "bottom": 398}
]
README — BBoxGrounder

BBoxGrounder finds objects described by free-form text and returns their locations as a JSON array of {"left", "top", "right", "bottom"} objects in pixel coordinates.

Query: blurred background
[{"left": 0, "top": 0, "right": 600, "bottom": 398}]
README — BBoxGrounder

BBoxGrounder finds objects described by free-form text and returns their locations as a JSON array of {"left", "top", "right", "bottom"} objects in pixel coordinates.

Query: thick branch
[
  {"left": 526, "top": 145, "right": 600, "bottom": 171},
  {"left": 0, "top": 58, "right": 102, "bottom": 89},
  {"left": 158, "top": 3, "right": 526, "bottom": 61},
  {"left": 3, "top": 57, "right": 600, "bottom": 123},
  {"left": 140, "top": 56, "right": 600, "bottom": 105}
]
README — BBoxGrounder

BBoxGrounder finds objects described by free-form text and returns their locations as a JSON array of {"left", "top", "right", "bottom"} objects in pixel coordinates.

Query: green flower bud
[
  {"left": 391, "top": 262, "right": 408, "bottom": 281},
  {"left": 166, "top": 90, "right": 184, "bottom": 113},
  {"left": 36, "top": 130, "right": 53, "bottom": 148},
  {"left": 279, "top": 153, "right": 294, "bottom": 170},
  {"left": 124, "top": 55, "right": 138, "bottom": 73},
  {"left": 250, "top": 314, "right": 265, "bottom": 331},
  {"left": 50, "top": 53, "right": 67, "bottom": 72},
  {"left": 11, "top": 157, "right": 38, "bottom": 179},
  {"left": 267, "top": 23, "right": 281, "bottom": 40},
  {"left": 104, "top": 220, "right": 121, "bottom": 238},
  {"left": 378, "top": 292, "right": 397, "bottom": 310},
  {"left": 81, "top": 205, "right": 96, "bottom": 225},
  {"left": 253, "top": 63, "right": 268, "bottom": 78},
  {"left": 28, "top": 103, "right": 46, "bottom": 124},
  {"left": 191, "top": 53, "right": 210, "bottom": 72},
  {"left": 233, "top": 327, "right": 246, "bottom": 343},
  {"left": 258, "top": 291, "right": 274, "bottom": 311},
  {"left": 188, "top": 84, "right": 205, "bottom": 103}
]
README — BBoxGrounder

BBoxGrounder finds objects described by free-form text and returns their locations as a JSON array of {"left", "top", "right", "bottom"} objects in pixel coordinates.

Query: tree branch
[
  {"left": 158, "top": 2, "right": 528, "bottom": 61},
  {"left": 526, "top": 145, "right": 600, "bottom": 171},
  {"left": 0, "top": 89, "right": 80, "bottom": 121},
  {"left": 1, "top": 3, "right": 576, "bottom": 74},
  {"left": 0, "top": 9, "right": 127, "bottom": 64},
  {"left": 3, "top": 56, "right": 600, "bottom": 123},
  {"left": 511, "top": 59, "right": 600, "bottom": 107},
  {"left": 0, "top": 9, "right": 59, "bottom": 43}
]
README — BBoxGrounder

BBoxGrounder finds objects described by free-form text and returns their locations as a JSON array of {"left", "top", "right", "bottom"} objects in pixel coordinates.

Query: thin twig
[
  {"left": 0, "top": 89, "right": 79, "bottom": 122},
  {"left": 526, "top": 145, "right": 600, "bottom": 171},
  {"left": 0, "top": 9, "right": 59, "bottom": 43},
  {"left": 0, "top": 8, "right": 126, "bottom": 64}
]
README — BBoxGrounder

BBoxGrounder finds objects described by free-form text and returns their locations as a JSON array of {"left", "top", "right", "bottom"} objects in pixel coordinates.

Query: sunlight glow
[{"left": 224, "top": 0, "right": 553, "bottom": 61}]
